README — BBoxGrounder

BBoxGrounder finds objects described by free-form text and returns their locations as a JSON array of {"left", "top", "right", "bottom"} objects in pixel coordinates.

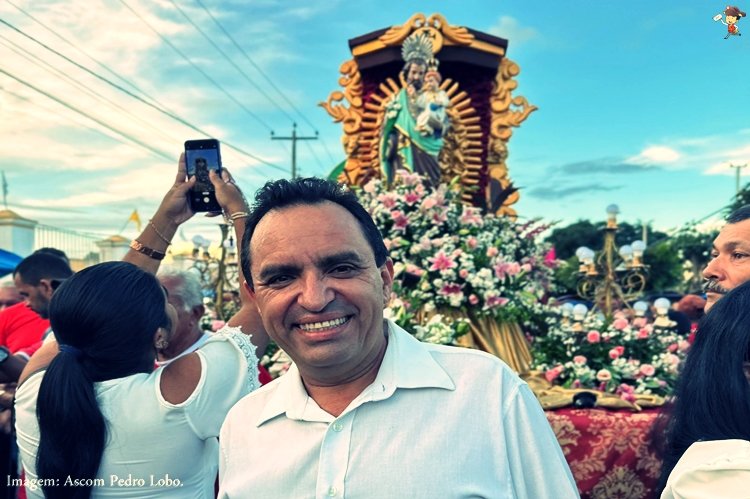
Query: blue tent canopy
[{"left": 0, "top": 248, "right": 22, "bottom": 279}]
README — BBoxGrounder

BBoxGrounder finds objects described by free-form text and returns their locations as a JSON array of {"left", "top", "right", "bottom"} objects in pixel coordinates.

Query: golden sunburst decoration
[{"left": 321, "top": 13, "right": 536, "bottom": 216}]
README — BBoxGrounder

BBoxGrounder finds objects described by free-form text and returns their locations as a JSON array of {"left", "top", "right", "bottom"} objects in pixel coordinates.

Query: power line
[
  {"left": 1, "top": 84, "right": 137, "bottom": 149},
  {"left": 0, "top": 18, "right": 285, "bottom": 172},
  {"left": 271, "top": 123, "right": 318, "bottom": 178},
  {"left": 194, "top": 0, "right": 319, "bottom": 134},
  {"left": 0, "top": 67, "right": 174, "bottom": 161},
  {"left": 119, "top": 0, "right": 274, "bottom": 133},
  {"left": 319, "top": 137, "right": 339, "bottom": 165},
  {"left": 167, "top": 0, "right": 296, "bottom": 125},
  {"left": 0, "top": 33, "right": 177, "bottom": 145},
  {"left": 6, "top": 0, "right": 161, "bottom": 109},
  {"left": 303, "top": 139, "right": 326, "bottom": 171}
]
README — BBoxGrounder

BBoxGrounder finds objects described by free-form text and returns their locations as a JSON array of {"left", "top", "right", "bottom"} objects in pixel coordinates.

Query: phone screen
[{"left": 185, "top": 139, "right": 222, "bottom": 211}]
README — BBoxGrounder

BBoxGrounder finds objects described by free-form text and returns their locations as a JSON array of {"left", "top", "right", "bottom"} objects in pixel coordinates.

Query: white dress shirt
[
  {"left": 661, "top": 439, "right": 750, "bottom": 499},
  {"left": 219, "top": 320, "right": 578, "bottom": 498}
]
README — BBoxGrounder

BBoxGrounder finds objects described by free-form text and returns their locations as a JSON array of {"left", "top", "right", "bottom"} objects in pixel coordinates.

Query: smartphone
[{"left": 184, "top": 139, "right": 222, "bottom": 212}]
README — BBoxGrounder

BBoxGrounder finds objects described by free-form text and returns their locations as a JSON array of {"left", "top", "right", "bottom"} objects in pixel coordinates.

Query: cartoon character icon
[{"left": 713, "top": 5, "right": 746, "bottom": 38}]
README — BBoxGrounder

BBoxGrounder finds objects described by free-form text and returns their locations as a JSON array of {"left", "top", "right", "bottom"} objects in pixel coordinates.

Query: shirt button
[
  {"left": 332, "top": 422, "right": 344, "bottom": 432},
  {"left": 327, "top": 486, "right": 338, "bottom": 496}
]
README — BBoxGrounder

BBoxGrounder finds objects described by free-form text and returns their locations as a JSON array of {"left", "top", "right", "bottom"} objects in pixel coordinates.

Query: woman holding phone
[{"left": 14, "top": 154, "right": 266, "bottom": 498}]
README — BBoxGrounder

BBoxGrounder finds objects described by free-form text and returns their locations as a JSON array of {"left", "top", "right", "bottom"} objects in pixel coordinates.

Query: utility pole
[
  {"left": 271, "top": 123, "right": 318, "bottom": 179},
  {"left": 730, "top": 163, "right": 748, "bottom": 195}
]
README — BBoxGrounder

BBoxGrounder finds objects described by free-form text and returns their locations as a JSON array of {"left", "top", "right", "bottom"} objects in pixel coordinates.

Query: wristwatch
[{"left": 0, "top": 346, "right": 9, "bottom": 364}]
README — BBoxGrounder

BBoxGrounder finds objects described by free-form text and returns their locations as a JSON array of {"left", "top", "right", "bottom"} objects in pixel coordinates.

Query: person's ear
[
  {"left": 37, "top": 279, "right": 55, "bottom": 299},
  {"left": 154, "top": 328, "right": 169, "bottom": 350},
  {"left": 190, "top": 304, "right": 205, "bottom": 322},
  {"left": 380, "top": 258, "right": 394, "bottom": 304}
]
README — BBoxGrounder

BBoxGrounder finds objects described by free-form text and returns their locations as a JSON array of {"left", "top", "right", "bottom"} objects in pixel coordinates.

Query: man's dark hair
[
  {"left": 14, "top": 253, "right": 73, "bottom": 285},
  {"left": 655, "top": 279, "right": 750, "bottom": 494},
  {"left": 240, "top": 177, "right": 387, "bottom": 290},
  {"left": 33, "top": 247, "right": 70, "bottom": 265},
  {"left": 726, "top": 204, "right": 750, "bottom": 224}
]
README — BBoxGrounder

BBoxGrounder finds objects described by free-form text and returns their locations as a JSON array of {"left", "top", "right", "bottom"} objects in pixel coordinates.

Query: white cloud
[
  {"left": 486, "top": 16, "right": 540, "bottom": 45},
  {"left": 703, "top": 144, "right": 750, "bottom": 176},
  {"left": 627, "top": 146, "right": 682, "bottom": 165}
]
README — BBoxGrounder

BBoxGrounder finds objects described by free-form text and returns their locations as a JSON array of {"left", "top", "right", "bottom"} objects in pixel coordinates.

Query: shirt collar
[{"left": 255, "top": 319, "right": 455, "bottom": 427}]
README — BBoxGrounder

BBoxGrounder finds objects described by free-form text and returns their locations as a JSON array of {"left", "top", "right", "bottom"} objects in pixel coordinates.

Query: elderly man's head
[
  {"left": 13, "top": 253, "right": 73, "bottom": 318},
  {"left": 0, "top": 284, "right": 21, "bottom": 311},
  {"left": 703, "top": 205, "right": 750, "bottom": 311},
  {"left": 239, "top": 177, "right": 393, "bottom": 382},
  {"left": 158, "top": 270, "right": 205, "bottom": 359}
]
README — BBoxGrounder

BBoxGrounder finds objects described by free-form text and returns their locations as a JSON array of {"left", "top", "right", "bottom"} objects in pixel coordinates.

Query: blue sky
[{"left": 0, "top": 0, "right": 748, "bottom": 243}]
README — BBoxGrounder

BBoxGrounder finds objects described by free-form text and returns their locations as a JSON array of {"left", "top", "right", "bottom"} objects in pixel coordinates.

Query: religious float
[
  {"left": 321, "top": 13, "right": 549, "bottom": 375},
  {"left": 319, "top": 17, "right": 686, "bottom": 496}
]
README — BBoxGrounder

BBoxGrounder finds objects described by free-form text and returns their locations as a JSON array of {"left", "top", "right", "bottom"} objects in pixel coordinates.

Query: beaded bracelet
[
  {"left": 225, "top": 211, "right": 250, "bottom": 225},
  {"left": 148, "top": 219, "right": 171, "bottom": 245}
]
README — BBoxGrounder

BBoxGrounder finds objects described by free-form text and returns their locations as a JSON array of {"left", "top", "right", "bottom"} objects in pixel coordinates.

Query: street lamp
[{"left": 575, "top": 205, "right": 649, "bottom": 317}]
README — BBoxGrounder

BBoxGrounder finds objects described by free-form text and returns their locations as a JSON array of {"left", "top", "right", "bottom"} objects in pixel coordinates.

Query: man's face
[
  {"left": 406, "top": 63, "right": 426, "bottom": 88},
  {"left": 727, "top": 14, "right": 738, "bottom": 24},
  {"left": 249, "top": 202, "right": 393, "bottom": 380},
  {"left": 0, "top": 286, "right": 21, "bottom": 311},
  {"left": 13, "top": 274, "right": 53, "bottom": 318},
  {"left": 702, "top": 218, "right": 750, "bottom": 311}
]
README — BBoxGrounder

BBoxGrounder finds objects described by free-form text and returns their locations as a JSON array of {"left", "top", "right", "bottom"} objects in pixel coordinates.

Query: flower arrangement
[
  {"left": 356, "top": 170, "right": 559, "bottom": 345},
  {"left": 532, "top": 310, "right": 690, "bottom": 399}
]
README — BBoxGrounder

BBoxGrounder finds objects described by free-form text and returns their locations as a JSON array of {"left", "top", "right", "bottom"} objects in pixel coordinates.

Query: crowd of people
[{"left": 0, "top": 152, "right": 748, "bottom": 498}]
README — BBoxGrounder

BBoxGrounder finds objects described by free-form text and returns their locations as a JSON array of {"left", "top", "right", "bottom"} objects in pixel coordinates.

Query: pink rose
[
  {"left": 468, "top": 294, "right": 479, "bottom": 305},
  {"left": 486, "top": 247, "right": 499, "bottom": 258},
  {"left": 596, "top": 369, "right": 612, "bottom": 381},
  {"left": 405, "top": 263, "right": 425, "bottom": 276},
  {"left": 639, "top": 364, "right": 656, "bottom": 376},
  {"left": 545, "top": 366, "right": 564, "bottom": 383},
  {"left": 608, "top": 348, "right": 621, "bottom": 360},
  {"left": 587, "top": 330, "right": 601, "bottom": 343},
  {"left": 459, "top": 269, "right": 469, "bottom": 279},
  {"left": 613, "top": 318, "right": 628, "bottom": 330},
  {"left": 667, "top": 343, "right": 678, "bottom": 353},
  {"left": 573, "top": 355, "right": 587, "bottom": 365},
  {"left": 421, "top": 197, "right": 438, "bottom": 210},
  {"left": 636, "top": 327, "right": 650, "bottom": 339},
  {"left": 617, "top": 384, "right": 637, "bottom": 403},
  {"left": 467, "top": 237, "right": 478, "bottom": 249},
  {"left": 633, "top": 317, "right": 647, "bottom": 327}
]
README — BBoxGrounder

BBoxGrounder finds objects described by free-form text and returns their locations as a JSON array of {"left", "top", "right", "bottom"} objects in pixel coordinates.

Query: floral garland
[
  {"left": 532, "top": 310, "right": 690, "bottom": 399},
  {"left": 356, "top": 170, "right": 559, "bottom": 345}
]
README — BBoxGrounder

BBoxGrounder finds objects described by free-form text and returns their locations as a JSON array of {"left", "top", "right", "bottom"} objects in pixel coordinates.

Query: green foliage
[
  {"left": 643, "top": 241, "right": 682, "bottom": 292},
  {"left": 545, "top": 219, "right": 679, "bottom": 295},
  {"left": 545, "top": 220, "right": 601, "bottom": 260},
  {"left": 726, "top": 182, "right": 750, "bottom": 216}
]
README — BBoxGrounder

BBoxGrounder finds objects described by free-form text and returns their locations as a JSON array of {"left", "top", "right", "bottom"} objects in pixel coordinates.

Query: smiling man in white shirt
[{"left": 219, "top": 177, "right": 578, "bottom": 498}]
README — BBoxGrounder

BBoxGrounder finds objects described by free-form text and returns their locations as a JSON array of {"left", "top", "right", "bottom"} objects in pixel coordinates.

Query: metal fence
[{"left": 34, "top": 223, "right": 101, "bottom": 263}]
